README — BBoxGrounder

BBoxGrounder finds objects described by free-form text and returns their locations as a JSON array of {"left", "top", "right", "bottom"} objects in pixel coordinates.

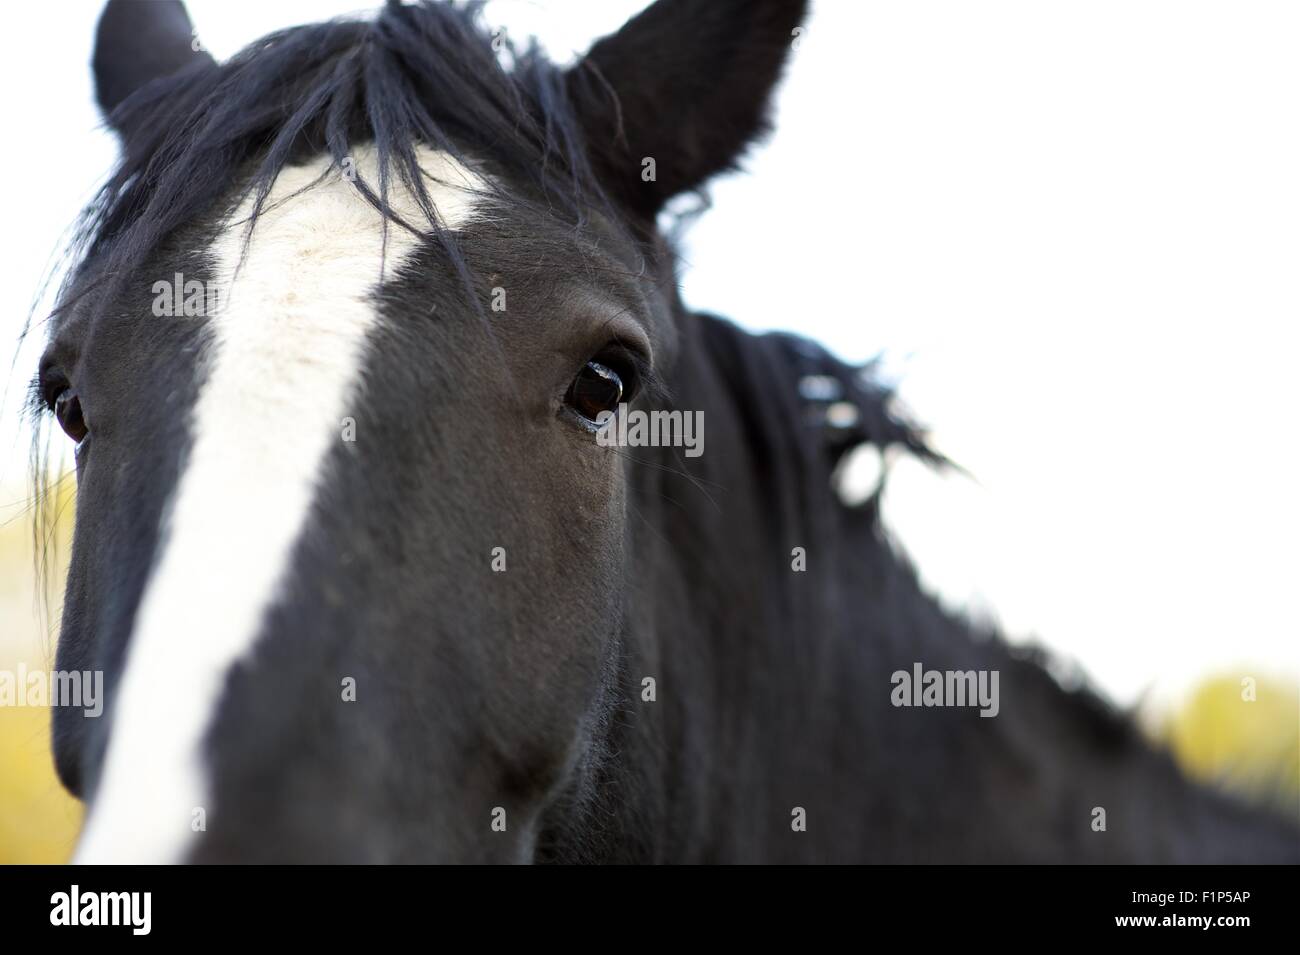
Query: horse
[{"left": 33, "top": 0, "right": 1297, "bottom": 862}]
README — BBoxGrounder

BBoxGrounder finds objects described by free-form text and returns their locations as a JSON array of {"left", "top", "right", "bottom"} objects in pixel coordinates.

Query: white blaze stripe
[{"left": 74, "top": 148, "right": 484, "bottom": 862}]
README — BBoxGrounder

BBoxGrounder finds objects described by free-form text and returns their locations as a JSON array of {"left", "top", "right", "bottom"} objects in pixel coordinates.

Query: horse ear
[
  {"left": 93, "top": 0, "right": 214, "bottom": 134},
  {"left": 566, "top": 0, "right": 808, "bottom": 218}
]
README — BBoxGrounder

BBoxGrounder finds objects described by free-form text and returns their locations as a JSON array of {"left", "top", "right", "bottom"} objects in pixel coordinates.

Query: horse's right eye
[
  {"left": 565, "top": 361, "right": 625, "bottom": 424},
  {"left": 53, "top": 388, "right": 88, "bottom": 444}
]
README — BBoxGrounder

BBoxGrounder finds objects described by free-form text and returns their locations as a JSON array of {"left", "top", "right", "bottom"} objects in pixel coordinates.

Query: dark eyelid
[
  {"left": 578, "top": 282, "right": 652, "bottom": 353},
  {"left": 590, "top": 305, "right": 658, "bottom": 394},
  {"left": 608, "top": 345, "right": 665, "bottom": 406},
  {"left": 37, "top": 337, "right": 79, "bottom": 408},
  {"left": 36, "top": 364, "right": 70, "bottom": 412}
]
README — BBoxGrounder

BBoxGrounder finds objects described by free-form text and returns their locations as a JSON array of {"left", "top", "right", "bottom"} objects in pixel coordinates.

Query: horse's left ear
[
  {"left": 566, "top": 0, "right": 809, "bottom": 218},
  {"left": 93, "top": 0, "right": 215, "bottom": 138}
]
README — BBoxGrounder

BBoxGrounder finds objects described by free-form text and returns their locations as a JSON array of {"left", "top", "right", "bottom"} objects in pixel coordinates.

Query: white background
[{"left": 1, "top": 1, "right": 1296, "bottom": 707}]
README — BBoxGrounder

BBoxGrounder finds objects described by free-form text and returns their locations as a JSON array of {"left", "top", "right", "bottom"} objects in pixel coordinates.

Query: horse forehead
[
  {"left": 73, "top": 146, "right": 485, "bottom": 862},
  {"left": 221, "top": 146, "right": 486, "bottom": 269}
]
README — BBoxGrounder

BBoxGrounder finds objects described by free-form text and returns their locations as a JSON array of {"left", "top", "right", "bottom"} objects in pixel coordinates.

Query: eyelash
[
  {"left": 35, "top": 370, "right": 64, "bottom": 416},
  {"left": 604, "top": 344, "right": 660, "bottom": 402},
  {"left": 35, "top": 367, "right": 89, "bottom": 448}
]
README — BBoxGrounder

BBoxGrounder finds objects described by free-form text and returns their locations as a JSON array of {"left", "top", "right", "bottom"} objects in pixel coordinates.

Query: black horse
[{"left": 35, "top": 0, "right": 1296, "bottom": 862}]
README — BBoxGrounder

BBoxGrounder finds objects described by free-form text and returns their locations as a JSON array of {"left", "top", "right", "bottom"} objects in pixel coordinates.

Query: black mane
[{"left": 63, "top": 1, "right": 601, "bottom": 313}]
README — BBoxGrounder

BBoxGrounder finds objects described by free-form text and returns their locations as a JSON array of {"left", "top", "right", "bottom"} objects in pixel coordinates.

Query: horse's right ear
[
  {"left": 566, "top": 0, "right": 808, "bottom": 219},
  {"left": 93, "top": 0, "right": 214, "bottom": 138}
]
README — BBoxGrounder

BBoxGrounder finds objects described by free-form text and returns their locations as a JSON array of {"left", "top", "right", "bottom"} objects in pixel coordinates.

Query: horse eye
[
  {"left": 53, "top": 389, "right": 88, "bottom": 444},
  {"left": 565, "top": 361, "right": 624, "bottom": 423}
]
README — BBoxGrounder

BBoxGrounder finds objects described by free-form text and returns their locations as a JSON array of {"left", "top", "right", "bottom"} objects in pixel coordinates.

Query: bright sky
[{"left": 1, "top": 1, "right": 1296, "bottom": 708}]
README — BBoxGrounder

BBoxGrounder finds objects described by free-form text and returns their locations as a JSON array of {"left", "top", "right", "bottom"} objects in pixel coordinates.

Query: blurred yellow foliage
[
  {"left": 0, "top": 705, "right": 82, "bottom": 862},
  {"left": 1159, "top": 674, "right": 1300, "bottom": 821},
  {"left": 0, "top": 472, "right": 82, "bottom": 863}
]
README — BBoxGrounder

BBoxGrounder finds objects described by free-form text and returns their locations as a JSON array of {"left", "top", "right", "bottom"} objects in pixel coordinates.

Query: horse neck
[{"left": 601, "top": 311, "right": 1298, "bottom": 862}]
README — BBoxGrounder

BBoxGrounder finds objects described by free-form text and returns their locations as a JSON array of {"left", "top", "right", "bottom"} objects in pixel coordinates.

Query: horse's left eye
[
  {"left": 565, "top": 361, "right": 624, "bottom": 424},
  {"left": 53, "top": 388, "right": 88, "bottom": 444}
]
